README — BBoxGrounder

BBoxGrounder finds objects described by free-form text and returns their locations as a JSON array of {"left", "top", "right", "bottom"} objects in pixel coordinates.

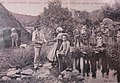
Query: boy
[{"left": 58, "top": 34, "right": 72, "bottom": 72}]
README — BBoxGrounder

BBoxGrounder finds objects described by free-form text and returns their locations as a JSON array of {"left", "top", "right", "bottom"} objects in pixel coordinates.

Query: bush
[
  {"left": 106, "top": 43, "right": 120, "bottom": 70},
  {"left": 0, "top": 47, "right": 34, "bottom": 71},
  {"left": 8, "top": 48, "right": 34, "bottom": 69}
]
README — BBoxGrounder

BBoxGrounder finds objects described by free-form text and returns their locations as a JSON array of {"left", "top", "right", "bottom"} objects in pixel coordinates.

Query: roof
[
  {"left": 0, "top": 3, "right": 28, "bottom": 32},
  {"left": 0, "top": 3, "right": 29, "bottom": 42}
]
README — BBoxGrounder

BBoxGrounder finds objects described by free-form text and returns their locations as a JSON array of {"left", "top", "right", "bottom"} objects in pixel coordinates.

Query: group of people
[
  {"left": 31, "top": 20, "right": 120, "bottom": 80},
  {"left": 71, "top": 23, "right": 120, "bottom": 78},
  {"left": 32, "top": 26, "right": 72, "bottom": 71}
]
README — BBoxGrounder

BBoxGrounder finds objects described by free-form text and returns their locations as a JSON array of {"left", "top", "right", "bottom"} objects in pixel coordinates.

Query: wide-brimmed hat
[
  {"left": 56, "top": 27, "right": 63, "bottom": 32},
  {"left": 11, "top": 28, "right": 16, "bottom": 31}
]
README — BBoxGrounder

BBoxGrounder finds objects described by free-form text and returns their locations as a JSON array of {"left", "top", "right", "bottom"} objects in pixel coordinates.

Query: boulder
[
  {"left": 21, "top": 69, "right": 33, "bottom": 75},
  {"left": 2, "top": 76, "right": 11, "bottom": 80},
  {"left": 7, "top": 69, "right": 21, "bottom": 78}
]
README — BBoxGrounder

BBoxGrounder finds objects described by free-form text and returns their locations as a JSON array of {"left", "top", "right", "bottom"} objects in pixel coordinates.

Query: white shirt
[{"left": 32, "top": 30, "right": 47, "bottom": 47}]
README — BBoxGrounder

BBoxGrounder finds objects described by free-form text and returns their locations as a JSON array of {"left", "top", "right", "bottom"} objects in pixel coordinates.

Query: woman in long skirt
[{"left": 47, "top": 27, "right": 64, "bottom": 63}]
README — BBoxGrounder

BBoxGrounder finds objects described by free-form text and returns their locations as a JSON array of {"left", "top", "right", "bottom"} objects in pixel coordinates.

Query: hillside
[
  {"left": 89, "top": 9, "right": 104, "bottom": 23},
  {"left": 12, "top": 12, "right": 38, "bottom": 27},
  {"left": 0, "top": 4, "right": 23, "bottom": 29}
]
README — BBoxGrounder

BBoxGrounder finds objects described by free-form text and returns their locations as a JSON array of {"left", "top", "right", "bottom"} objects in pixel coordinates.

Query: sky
[{"left": 0, "top": 0, "right": 115, "bottom": 16}]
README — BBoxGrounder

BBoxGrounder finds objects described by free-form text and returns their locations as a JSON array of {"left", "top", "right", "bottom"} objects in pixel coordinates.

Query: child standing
[{"left": 58, "top": 34, "right": 72, "bottom": 72}]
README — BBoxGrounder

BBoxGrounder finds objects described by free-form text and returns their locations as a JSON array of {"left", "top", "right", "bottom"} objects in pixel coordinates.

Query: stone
[
  {"left": 20, "top": 44, "right": 28, "bottom": 49},
  {"left": 7, "top": 68, "right": 16, "bottom": 72},
  {"left": 38, "top": 73, "right": 49, "bottom": 78},
  {"left": 16, "top": 69, "right": 21, "bottom": 74},
  {"left": 7, "top": 70, "right": 21, "bottom": 78},
  {"left": 76, "top": 75, "right": 85, "bottom": 81},
  {"left": 21, "top": 75, "right": 33, "bottom": 79},
  {"left": 16, "top": 78, "right": 22, "bottom": 81},
  {"left": 2, "top": 76, "right": 11, "bottom": 80},
  {"left": 71, "top": 69, "right": 79, "bottom": 76},
  {"left": 57, "top": 81, "right": 62, "bottom": 83},
  {"left": 21, "top": 69, "right": 33, "bottom": 75},
  {"left": 36, "top": 66, "right": 51, "bottom": 78},
  {"left": 42, "top": 62, "right": 52, "bottom": 70},
  {"left": 38, "top": 66, "right": 50, "bottom": 74},
  {"left": 37, "top": 69, "right": 50, "bottom": 78},
  {"left": 0, "top": 72, "right": 7, "bottom": 78},
  {"left": 61, "top": 70, "right": 72, "bottom": 79}
]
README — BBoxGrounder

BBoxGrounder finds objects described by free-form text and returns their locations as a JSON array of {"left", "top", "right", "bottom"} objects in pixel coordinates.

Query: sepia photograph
[{"left": 0, "top": 0, "right": 120, "bottom": 83}]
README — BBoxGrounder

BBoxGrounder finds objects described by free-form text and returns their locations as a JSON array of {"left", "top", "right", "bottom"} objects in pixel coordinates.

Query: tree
[
  {"left": 102, "top": 4, "right": 120, "bottom": 21},
  {"left": 36, "top": 0, "right": 74, "bottom": 38},
  {"left": 73, "top": 10, "right": 90, "bottom": 25}
]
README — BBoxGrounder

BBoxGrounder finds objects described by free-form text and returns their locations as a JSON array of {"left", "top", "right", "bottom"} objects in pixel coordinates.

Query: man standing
[
  {"left": 11, "top": 28, "right": 18, "bottom": 48},
  {"left": 32, "top": 26, "right": 47, "bottom": 69},
  {"left": 73, "top": 27, "right": 81, "bottom": 45}
]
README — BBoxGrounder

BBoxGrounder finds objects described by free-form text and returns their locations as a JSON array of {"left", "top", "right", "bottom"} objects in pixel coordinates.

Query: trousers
[
  {"left": 34, "top": 47, "right": 42, "bottom": 66},
  {"left": 12, "top": 38, "right": 18, "bottom": 47}
]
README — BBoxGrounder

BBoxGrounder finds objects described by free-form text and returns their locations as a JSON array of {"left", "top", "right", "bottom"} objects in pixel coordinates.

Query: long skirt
[{"left": 47, "top": 42, "right": 58, "bottom": 61}]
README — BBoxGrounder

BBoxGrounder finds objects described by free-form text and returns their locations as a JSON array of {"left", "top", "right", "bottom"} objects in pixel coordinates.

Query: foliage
[
  {"left": 8, "top": 49, "right": 34, "bottom": 69},
  {"left": 102, "top": 4, "right": 120, "bottom": 22},
  {"left": 106, "top": 43, "right": 120, "bottom": 70},
  {"left": 73, "top": 10, "right": 90, "bottom": 25},
  {"left": 89, "top": 9, "right": 104, "bottom": 25},
  {"left": 0, "top": 47, "right": 34, "bottom": 71},
  {"left": 36, "top": 0, "right": 75, "bottom": 39}
]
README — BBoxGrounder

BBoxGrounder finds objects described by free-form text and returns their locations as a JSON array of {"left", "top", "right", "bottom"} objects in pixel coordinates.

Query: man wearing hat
[
  {"left": 11, "top": 28, "right": 18, "bottom": 48},
  {"left": 32, "top": 26, "right": 47, "bottom": 69},
  {"left": 73, "top": 27, "right": 81, "bottom": 46}
]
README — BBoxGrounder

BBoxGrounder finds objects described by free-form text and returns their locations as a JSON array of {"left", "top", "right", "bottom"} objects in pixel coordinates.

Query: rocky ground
[
  {"left": 0, "top": 47, "right": 84, "bottom": 83},
  {"left": 0, "top": 46, "right": 118, "bottom": 83},
  {"left": 0, "top": 62, "right": 84, "bottom": 83}
]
